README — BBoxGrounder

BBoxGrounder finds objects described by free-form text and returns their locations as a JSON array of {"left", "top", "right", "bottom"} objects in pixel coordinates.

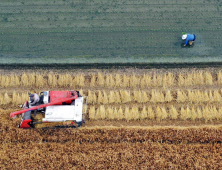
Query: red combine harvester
[{"left": 10, "top": 91, "right": 86, "bottom": 129}]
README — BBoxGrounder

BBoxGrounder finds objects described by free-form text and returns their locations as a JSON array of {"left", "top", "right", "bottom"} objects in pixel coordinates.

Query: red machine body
[
  {"left": 49, "top": 91, "right": 74, "bottom": 105},
  {"left": 10, "top": 91, "right": 81, "bottom": 128},
  {"left": 10, "top": 91, "right": 78, "bottom": 118},
  {"left": 20, "top": 119, "right": 32, "bottom": 128}
]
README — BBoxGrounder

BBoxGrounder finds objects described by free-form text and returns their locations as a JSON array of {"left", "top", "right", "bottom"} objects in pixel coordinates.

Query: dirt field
[{"left": 0, "top": 0, "right": 222, "bottom": 63}]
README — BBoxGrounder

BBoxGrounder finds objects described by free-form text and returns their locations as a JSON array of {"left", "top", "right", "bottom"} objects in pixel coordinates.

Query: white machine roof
[{"left": 43, "top": 97, "right": 83, "bottom": 122}]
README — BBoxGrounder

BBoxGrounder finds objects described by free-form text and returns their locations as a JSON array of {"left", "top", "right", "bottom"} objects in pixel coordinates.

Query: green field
[{"left": 0, "top": 0, "right": 222, "bottom": 63}]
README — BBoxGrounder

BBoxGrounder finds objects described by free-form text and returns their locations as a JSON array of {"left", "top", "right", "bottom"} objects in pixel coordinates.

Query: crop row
[
  {"left": 89, "top": 105, "right": 222, "bottom": 122},
  {"left": 0, "top": 70, "right": 221, "bottom": 88},
  {"left": 0, "top": 73, "right": 85, "bottom": 88},
  {"left": 2, "top": 25, "right": 222, "bottom": 37},
  {"left": 1, "top": 88, "right": 222, "bottom": 105},
  {"left": 88, "top": 89, "right": 222, "bottom": 104},
  {"left": 88, "top": 71, "right": 218, "bottom": 88}
]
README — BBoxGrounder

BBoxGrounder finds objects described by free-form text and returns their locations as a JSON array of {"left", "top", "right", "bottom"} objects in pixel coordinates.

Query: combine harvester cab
[{"left": 10, "top": 91, "right": 87, "bottom": 129}]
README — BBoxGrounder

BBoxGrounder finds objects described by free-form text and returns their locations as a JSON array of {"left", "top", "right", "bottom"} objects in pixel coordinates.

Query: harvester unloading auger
[{"left": 10, "top": 91, "right": 87, "bottom": 129}]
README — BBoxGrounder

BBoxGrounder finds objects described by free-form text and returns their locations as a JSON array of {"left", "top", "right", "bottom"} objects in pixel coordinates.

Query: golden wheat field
[{"left": 1, "top": 68, "right": 222, "bottom": 169}]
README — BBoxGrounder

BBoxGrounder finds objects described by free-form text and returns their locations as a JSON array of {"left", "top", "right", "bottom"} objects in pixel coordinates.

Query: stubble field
[{"left": 1, "top": 67, "right": 222, "bottom": 169}]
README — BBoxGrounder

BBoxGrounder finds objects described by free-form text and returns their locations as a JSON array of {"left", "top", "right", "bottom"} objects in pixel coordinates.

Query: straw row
[
  {"left": 88, "top": 90, "right": 170, "bottom": 104},
  {"left": 89, "top": 105, "right": 222, "bottom": 122},
  {"left": 90, "top": 71, "right": 220, "bottom": 88},
  {"left": 0, "top": 92, "right": 28, "bottom": 105},
  {"left": 0, "top": 70, "right": 221, "bottom": 88},
  {"left": 88, "top": 89, "right": 222, "bottom": 104},
  {"left": 1, "top": 89, "right": 222, "bottom": 105},
  {"left": 0, "top": 73, "right": 85, "bottom": 88},
  {"left": 177, "top": 89, "right": 222, "bottom": 103}
]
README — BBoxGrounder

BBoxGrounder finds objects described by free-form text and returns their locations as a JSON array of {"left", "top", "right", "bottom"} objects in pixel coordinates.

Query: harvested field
[
  {"left": 1, "top": 141, "right": 222, "bottom": 169},
  {"left": 1, "top": 67, "right": 222, "bottom": 169},
  {"left": 1, "top": 122, "right": 222, "bottom": 169},
  {"left": 1, "top": 0, "right": 222, "bottom": 168},
  {"left": 1, "top": 69, "right": 222, "bottom": 122}
]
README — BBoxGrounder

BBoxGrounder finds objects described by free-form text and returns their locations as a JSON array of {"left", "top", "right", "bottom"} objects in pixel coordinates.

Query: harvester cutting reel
[{"left": 10, "top": 91, "right": 88, "bottom": 129}]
